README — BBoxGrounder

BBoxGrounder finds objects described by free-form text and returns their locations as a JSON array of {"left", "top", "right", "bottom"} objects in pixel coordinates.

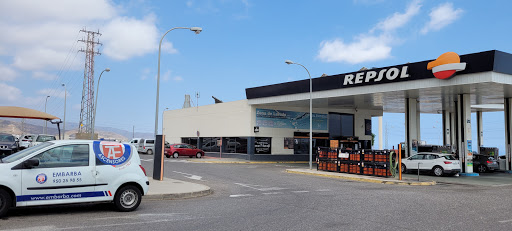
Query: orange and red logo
[{"left": 427, "top": 52, "right": 466, "bottom": 79}]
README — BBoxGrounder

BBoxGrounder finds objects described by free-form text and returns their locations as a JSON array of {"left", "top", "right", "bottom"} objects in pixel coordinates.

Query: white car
[
  {"left": 401, "top": 152, "right": 461, "bottom": 176},
  {"left": 19, "top": 134, "right": 36, "bottom": 149},
  {"left": 30, "top": 134, "right": 56, "bottom": 147},
  {"left": 0, "top": 140, "right": 149, "bottom": 217}
]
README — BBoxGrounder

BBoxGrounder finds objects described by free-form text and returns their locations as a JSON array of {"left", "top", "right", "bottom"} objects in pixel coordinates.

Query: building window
[
  {"left": 255, "top": 137, "right": 271, "bottom": 154},
  {"left": 329, "top": 113, "right": 354, "bottom": 139}
]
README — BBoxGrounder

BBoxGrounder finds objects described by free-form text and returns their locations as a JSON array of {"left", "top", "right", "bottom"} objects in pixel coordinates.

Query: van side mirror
[{"left": 24, "top": 159, "right": 40, "bottom": 169}]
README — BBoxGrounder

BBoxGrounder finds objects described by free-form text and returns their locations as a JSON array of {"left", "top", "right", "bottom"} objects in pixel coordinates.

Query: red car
[{"left": 166, "top": 143, "right": 205, "bottom": 158}]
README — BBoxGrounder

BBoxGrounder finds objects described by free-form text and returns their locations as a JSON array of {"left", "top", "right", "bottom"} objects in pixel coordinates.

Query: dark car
[
  {"left": 165, "top": 143, "right": 204, "bottom": 158},
  {"left": 0, "top": 133, "right": 19, "bottom": 157},
  {"left": 473, "top": 154, "right": 499, "bottom": 173}
]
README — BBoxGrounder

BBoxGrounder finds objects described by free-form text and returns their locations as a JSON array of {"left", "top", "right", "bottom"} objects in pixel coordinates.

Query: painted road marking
[
  {"left": 234, "top": 183, "right": 287, "bottom": 191},
  {"left": 172, "top": 171, "right": 204, "bottom": 181},
  {"left": 499, "top": 219, "right": 512, "bottom": 223},
  {"left": 291, "top": 191, "right": 309, "bottom": 193},
  {"left": 229, "top": 194, "right": 254, "bottom": 198},
  {"left": 315, "top": 189, "right": 331, "bottom": 192},
  {"left": 262, "top": 192, "right": 284, "bottom": 195}
]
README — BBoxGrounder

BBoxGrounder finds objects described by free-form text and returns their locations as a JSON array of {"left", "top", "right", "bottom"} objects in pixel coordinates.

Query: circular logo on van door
[
  {"left": 36, "top": 173, "right": 47, "bottom": 184},
  {"left": 93, "top": 141, "right": 131, "bottom": 166}
]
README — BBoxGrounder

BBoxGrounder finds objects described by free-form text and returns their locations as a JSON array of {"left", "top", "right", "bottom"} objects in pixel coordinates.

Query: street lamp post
[
  {"left": 154, "top": 26, "right": 202, "bottom": 138},
  {"left": 91, "top": 68, "right": 111, "bottom": 140},
  {"left": 285, "top": 60, "right": 313, "bottom": 170},
  {"left": 44, "top": 95, "right": 50, "bottom": 134},
  {"left": 62, "top": 84, "right": 67, "bottom": 139}
]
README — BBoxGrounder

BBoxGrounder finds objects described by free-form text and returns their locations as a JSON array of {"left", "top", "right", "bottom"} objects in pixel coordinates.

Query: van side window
[
  {"left": 146, "top": 140, "right": 155, "bottom": 144},
  {"left": 30, "top": 144, "right": 90, "bottom": 168}
]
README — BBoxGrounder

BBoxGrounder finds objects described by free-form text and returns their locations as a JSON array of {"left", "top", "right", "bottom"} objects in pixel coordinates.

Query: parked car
[
  {"left": 0, "top": 134, "right": 19, "bottom": 156},
  {"left": 166, "top": 143, "right": 204, "bottom": 158},
  {"left": 19, "top": 134, "right": 36, "bottom": 150},
  {"left": 30, "top": 134, "right": 56, "bottom": 147},
  {"left": 137, "top": 139, "right": 155, "bottom": 155},
  {"left": 473, "top": 154, "right": 499, "bottom": 173},
  {"left": 0, "top": 140, "right": 149, "bottom": 218},
  {"left": 129, "top": 138, "right": 142, "bottom": 149},
  {"left": 401, "top": 152, "right": 460, "bottom": 176}
]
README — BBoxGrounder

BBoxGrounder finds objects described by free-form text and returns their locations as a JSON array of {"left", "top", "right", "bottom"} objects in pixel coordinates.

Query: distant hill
[{"left": 0, "top": 119, "right": 153, "bottom": 141}]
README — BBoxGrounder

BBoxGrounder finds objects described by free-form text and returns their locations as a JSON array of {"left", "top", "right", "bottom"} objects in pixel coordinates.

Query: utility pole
[{"left": 77, "top": 28, "right": 102, "bottom": 139}]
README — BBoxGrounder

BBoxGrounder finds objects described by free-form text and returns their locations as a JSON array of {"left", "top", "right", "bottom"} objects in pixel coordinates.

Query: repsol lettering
[{"left": 343, "top": 66, "right": 410, "bottom": 86}]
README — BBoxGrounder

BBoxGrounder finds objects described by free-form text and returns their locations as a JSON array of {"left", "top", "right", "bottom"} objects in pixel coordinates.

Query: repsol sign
[{"left": 343, "top": 66, "right": 410, "bottom": 86}]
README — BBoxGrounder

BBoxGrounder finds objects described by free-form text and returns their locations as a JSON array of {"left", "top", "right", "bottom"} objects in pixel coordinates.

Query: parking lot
[{"left": 402, "top": 171, "right": 512, "bottom": 187}]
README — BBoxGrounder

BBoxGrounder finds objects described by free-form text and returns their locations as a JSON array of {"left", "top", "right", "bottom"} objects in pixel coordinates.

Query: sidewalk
[
  {"left": 286, "top": 168, "right": 436, "bottom": 186},
  {"left": 145, "top": 177, "right": 212, "bottom": 200}
]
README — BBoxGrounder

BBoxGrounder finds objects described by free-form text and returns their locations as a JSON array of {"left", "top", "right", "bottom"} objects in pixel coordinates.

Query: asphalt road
[{"left": 3, "top": 155, "right": 512, "bottom": 230}]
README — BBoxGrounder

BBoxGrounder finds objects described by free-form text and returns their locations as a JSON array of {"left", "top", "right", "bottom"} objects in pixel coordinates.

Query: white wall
[{"left": 163, "top": 100, "right": 253, "bottom": 143}]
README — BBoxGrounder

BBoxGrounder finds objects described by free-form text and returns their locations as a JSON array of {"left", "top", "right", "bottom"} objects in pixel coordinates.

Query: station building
[{"left": 162, "top": 50, "right": 512, "bottom": 173}]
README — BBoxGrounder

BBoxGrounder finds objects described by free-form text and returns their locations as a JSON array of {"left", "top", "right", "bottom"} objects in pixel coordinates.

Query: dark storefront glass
[
  {"left": 341, "top": 114, "right": 354, "bottom": 136},
  {"left": 255, "top": 137, "right": 271, "bottom": 154},
  {"left": 329, "top": 113, "right": 354, "bottom": 139},
  {"left": 200, "top": 137, "right": 220, "bottom": 152},
  {"left": 225, "top": 137, "right": 248, "bottom": 154}
]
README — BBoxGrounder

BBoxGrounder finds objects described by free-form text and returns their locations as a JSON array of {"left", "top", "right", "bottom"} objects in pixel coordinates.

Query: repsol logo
[{"left": 343, "top": 66, "right": 410, "bottom": 86}]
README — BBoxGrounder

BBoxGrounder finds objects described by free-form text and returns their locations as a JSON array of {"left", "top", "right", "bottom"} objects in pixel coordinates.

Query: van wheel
[
  {"left": 173, "top": 152, "right": 179, "bottom": 158},
  {"left": 114, "top": 185, "right": 141, "bottom": 212},
  {"left": 147, "top": 149, "right": 153, "bottom": 155},
  {"left": 196, "top": 152, "right": 202, "bottom": 158},
  {"left": 0, "top": 189, "right": 12, "bottom": 218}
]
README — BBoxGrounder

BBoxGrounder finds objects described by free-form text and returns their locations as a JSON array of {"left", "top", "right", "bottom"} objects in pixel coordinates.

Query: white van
[
  {"left": 0, "top": 140, "right": 149, "bottom": 217},
  {"left": 137, "top": 139, "right": 155, "bottom": 155}
]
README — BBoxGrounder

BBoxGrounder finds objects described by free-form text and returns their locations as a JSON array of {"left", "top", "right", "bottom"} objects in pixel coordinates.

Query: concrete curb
[
  {"left": 144, "top": 188, "right": 213, "bottom": 200},
  {"left": 285, "top": 169, "right": 436, "bottom": 186},
  {"left": 189, "top": 160, "right": 309, "bottom": 164}
]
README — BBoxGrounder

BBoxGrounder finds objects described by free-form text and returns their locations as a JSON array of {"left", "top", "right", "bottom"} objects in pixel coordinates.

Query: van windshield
[
  {"left": 1, "top": 142, "right": 53, "bottom": 163},
  {"left": 36, "top": 135, "right": 56, "bottom": 142}
]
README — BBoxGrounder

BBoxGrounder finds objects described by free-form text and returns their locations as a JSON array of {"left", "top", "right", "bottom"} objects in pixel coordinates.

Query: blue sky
[{"left": 0, "top": 0, "right": 511, "bottom": 150}]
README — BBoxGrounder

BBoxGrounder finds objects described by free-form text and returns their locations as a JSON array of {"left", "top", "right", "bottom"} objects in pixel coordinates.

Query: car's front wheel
[
  {"left": 196, "top": 152, "right": 202, "bottom": 158},
  {"left": 114, "top": 185, "right": 142, "bottom": 212},
  {"left": 165, "top": 154, "right": 171, "bottom": 158},
  {"left": 433, "top": 166, "right": 444, "bottom": 177},
  {"left": 173, "top": 152, "right": 179, "bottom": 158},
  {"left": 0, "top": 189, "right": 11, "bottom": 218},
  {"left": 401, "top": 164, "right": 407, "bottom": 173},
  {"left": 147, "top": 149, "right": 153, "bottom": 155}
]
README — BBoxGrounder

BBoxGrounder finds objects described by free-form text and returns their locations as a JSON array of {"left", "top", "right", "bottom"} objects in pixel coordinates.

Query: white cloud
[
  {"left": 318, "top": 35, "right": 392, "bottom": 64},
  {"left": 162, "top": 70, "right": 171, "bottom": 82},
  {"left": 32, "top": 71, "right": 58, "bottom": 81},
  {"left": 0, "top": 63, "right": 18, "bottom": 81},
  {"left": 101, "top": 14, "right": 170, "bottom": 60},
  {"left": 173, "top": 76, "right": 184, "bottom": 82},
  {"left": 421, "top": 2, "right": 463, "bottom": 34},
  {"left": 140, "top": 68, "right": 151, "bottom": 80},
  {"left": 0, "top": 82, "right": 22, "bottom": 103},
  {"left": 317, "top": 1, "right": 420, "bottom": 64},
  {"left": 373, "top": 0, "right": 421, "bottom": 32},
  {"left": 0, "top": 0, "right": 116, "bottom": 23}
]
